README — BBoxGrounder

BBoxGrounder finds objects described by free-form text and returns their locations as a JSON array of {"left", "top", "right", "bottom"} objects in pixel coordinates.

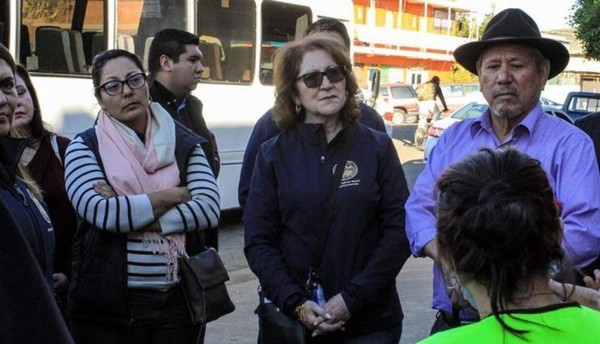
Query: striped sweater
[{"left": 64, "top": 136, "right": 220, "bottom": 289}]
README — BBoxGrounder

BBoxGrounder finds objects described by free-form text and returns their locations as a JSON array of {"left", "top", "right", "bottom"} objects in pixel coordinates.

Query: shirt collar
[
  {"left": 295, "top": 119, "right": 355, "bottom": 147},
  {"left": 150, "top": 81, "right": 185, "bottom": 110},
  {"left": 470, "top": 102, "right": 543, "bottom": 139},
  {"left": 0, "top": 136, "right": 28, "bottom": 185}
]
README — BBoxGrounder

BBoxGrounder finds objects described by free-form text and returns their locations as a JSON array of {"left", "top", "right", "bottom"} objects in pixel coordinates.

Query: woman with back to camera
[
  {"left": 421, "top": 148, "right": 600, "bottom": 343},
  {"left": 244, "top": 35, "right": 411, "bottom": 343},
  {"left": 64, "top": 49, "right": 219, "bottom": 344},
  {"left": 10, "top": 65, "right": 77, "bottom": 301}
]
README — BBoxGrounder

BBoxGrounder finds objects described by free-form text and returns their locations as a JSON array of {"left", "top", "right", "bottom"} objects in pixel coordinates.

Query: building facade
[{"left": 352, "top": 0, "right": 492, "bottom": 87}]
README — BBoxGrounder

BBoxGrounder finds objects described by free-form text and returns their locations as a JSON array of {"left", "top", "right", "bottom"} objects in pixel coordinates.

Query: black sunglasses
[{"left": 297, "top": 66, "right": 346, "bottom": 88}]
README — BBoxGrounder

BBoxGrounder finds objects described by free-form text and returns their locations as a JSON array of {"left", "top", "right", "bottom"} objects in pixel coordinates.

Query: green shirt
[{"left": 420, "top": 303, "right": 600, "bottom": 343}]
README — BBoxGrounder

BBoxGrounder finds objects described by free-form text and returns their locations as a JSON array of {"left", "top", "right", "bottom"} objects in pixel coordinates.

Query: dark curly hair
[
  {"left": 272, "top": 35, "right": 359, "bottom": 131},
  {"left": 436, "top": 148, "right": 563, "bottom": 338}
]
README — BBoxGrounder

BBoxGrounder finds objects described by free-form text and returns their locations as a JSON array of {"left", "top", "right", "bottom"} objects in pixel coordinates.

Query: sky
[{"left": 493, "top": 0, "right": 576, "bottom": 31}]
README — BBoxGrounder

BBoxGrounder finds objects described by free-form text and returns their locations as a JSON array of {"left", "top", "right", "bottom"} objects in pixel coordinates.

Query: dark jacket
[
  {"left": 150, "top": 81, "right": 220, "bottom": 177},
  {"left": 28, "top": 133, "right": 77, "bottom": 279},
  {"left": 244, "top": 122, "right": 411, "bottom": 335},
  {"left": 238, "top": 102, "right": 386, "bottom": 210},
  {"left": 0, "top": 136, "right": 55, "bottom": 285},
  {"left": 576, "top": 112, "right": 600, "bottom": 172},
  {"left": 67, "top": 123, "right": 207, "bottom": 324},
  {"left": 0, "top": 195, "right": 74, "bottom": 344}
]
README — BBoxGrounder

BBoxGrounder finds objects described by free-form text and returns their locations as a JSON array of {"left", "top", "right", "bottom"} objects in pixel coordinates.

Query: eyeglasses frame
[{"left": 95, "top": 72, "right": 148, "bottom": 96}]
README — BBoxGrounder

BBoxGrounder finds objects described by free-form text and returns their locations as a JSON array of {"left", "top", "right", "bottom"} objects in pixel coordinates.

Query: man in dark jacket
[{"left": 148, "top": 28, "right": 221, "bottom": 250}]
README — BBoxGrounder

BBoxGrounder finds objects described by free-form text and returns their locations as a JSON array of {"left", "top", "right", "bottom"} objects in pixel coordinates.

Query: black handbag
[
  {"left": 256, "top": 125, "right": 356, "bottom": 344},
  {"left": 256, "top": 287, "right": 307, "bottom": 344},
  {"left": 179, "top": 247, "right": 235, "bottom": 325}
]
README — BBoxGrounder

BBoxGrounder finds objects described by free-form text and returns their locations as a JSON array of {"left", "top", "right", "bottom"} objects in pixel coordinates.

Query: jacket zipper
[{"left": 16, "top": 184, "right": 47, "bottom": 273}]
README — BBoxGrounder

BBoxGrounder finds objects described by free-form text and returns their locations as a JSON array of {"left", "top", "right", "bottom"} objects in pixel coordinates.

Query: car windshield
[
  {"left": 379, "top": 87, "right": 389, "bottom": 97},
  {"left": 390, "top": 86, "right": 416, "bottom": 99},
  {"left": 451, "top": 102, "right": 488, "bottom": 120}
]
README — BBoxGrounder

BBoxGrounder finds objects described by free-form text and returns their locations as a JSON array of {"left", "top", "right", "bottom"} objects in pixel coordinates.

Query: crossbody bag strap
[{"left": 307, "top": 123, "right": 357, "bottom": 287}]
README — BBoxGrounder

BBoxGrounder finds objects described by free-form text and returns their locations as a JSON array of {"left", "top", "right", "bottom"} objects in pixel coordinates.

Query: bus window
[
  {"left": 135, "top": 0, "right": 187, "bottom": 61},
  {"left": 260, "top": 1, "right": 311, "bottom": 85},
  {"left": 21, "top": 0, "right": 104, "bottom": 74},
  {"left": 197, "top": 0, "right": 256, "bottom": 83}
]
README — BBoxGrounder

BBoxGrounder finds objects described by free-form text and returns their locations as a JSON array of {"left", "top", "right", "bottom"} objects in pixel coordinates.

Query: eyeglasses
[
  {"left": 96, "top": 73, "right": 147, "bottom": 96},
  {"left": 297, "top": 66, "right": 346, "bottom": 88}
]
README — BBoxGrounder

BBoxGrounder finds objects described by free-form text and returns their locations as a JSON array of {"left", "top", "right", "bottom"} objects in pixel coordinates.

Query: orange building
[{"left": 352, "top": 0, "right": 492, "bottom": 87}]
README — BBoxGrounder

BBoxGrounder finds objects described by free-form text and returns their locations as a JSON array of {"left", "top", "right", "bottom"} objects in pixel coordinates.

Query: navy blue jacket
[
  {"left": 0, "top": 137, "right": 55, "bottom": 286},
  {"left": 238, "top": 103, "right": 385, "bottom": 210},
  {"left": 0, "top": 196, "right": 73, "bottom": 344},
  {"left": 244, "top": 122, "right": 410, "bottom": 335}
]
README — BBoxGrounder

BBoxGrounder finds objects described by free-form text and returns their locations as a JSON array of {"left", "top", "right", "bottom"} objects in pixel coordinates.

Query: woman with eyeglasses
[
  {"left": 244, "top": 35, "right": 411, "bottom": 343},
  {"left": 64, "top": 49, "right": 220, "bottom": 344}
]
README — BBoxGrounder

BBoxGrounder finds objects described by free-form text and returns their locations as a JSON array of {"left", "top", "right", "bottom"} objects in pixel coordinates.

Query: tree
[
  {"left": 451, "top": 12, "right": 493, "bottom": 82},
  {"left": 569, "top": 0, "right": 600, "bottom": 60},
  {"left": 454, "top": 12, "right": 492, "bottom": 39}
]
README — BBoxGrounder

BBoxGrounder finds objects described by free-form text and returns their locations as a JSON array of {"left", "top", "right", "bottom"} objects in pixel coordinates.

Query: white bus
[{"left": 1, "top": 0, "right": 353, "bottom": 210}]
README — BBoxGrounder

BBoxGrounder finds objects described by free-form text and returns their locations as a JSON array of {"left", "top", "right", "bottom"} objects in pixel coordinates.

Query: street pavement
[{"left": 206, "top": 124, "right": 436, "bottom": 344}]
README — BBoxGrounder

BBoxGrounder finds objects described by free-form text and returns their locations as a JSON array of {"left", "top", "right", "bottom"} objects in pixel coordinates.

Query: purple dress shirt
[{"left": 406, "top": 103, "right": 600, "bottom": 316}]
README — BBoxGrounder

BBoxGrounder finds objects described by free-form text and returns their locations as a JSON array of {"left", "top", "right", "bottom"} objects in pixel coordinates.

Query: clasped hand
[{"left": 299, "top": 293, "right": 351, "bottom": 337}]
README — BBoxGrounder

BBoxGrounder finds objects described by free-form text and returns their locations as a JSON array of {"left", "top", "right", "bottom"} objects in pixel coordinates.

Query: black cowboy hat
[{"left": 453, "top": 8, "right": 569, "bottom": 79}]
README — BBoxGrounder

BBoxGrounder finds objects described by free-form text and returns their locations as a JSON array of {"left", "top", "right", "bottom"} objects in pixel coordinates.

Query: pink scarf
[{"left": 96, "top": 102, "right": 187, "bottom": 281}]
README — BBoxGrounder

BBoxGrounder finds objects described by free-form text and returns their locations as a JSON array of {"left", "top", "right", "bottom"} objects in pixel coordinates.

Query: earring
[
  {"left": 548, "top": 260, "right": 559, "bottom": 279},
  {"left": 295, "top": 103, "right": 301, "bottom": 114}
]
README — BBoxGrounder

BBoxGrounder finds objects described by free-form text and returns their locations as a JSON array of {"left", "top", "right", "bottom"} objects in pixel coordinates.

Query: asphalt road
[{"left": 205, "top": 124, "right": 436, "bottom": 344}]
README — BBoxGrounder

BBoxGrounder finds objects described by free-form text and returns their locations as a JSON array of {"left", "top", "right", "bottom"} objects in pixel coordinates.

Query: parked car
[
  {"left": 423, "top": 99, "right": 574, "bottom": 160},
  {"left": 358, "top": 88, "right": 374, "bottom": 106},
  {"left": 562, "top": 91, "right": 600, "bottom": 121},
  {"left": 358, "top": 89, "right": 393, "bottom": 138},
  {"left": 375, "top": 83, "right": 420, "bottom": 124},
  {"left": 439, "top": 82, "right": 481, "bottom": 112},
  {"left": 540, "top": 96, "right": 562, "bottom": 109}
]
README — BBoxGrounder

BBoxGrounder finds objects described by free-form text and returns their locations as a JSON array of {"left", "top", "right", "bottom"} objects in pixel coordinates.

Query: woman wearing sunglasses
[
  {"left": 64, "top": 49, "right": 220, "bottom": 344},
  {"left": 244, "top": 35, "right": 411, "bottom": 343}
]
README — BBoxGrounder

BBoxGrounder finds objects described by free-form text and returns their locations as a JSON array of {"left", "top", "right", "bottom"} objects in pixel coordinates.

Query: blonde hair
[
  {"left": 16, "top": 164, "right": 44, "bottom": 200},
  {"left": 10, "top": 128, "right": 44, "bottom": 200}
]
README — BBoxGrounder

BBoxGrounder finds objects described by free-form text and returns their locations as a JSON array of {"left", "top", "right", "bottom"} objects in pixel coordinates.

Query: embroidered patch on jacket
[{"left": 333, "top": 160, "right": 360, "bottom": 188}]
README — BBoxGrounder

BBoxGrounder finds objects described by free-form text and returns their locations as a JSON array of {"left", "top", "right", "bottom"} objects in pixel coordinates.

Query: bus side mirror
[{"left": 368, "top": 68, "right": 380, "bottom": 102}]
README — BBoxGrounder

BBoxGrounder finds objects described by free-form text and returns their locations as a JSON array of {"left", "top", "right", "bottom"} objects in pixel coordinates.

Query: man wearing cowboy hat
[{"left": 406, "top": 8, "right": 600, "bottom": 333}]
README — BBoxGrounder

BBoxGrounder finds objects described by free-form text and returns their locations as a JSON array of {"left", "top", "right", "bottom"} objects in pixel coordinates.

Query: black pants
[{"left": 71, "top": 285, "right": 203, "bottom": 344}]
